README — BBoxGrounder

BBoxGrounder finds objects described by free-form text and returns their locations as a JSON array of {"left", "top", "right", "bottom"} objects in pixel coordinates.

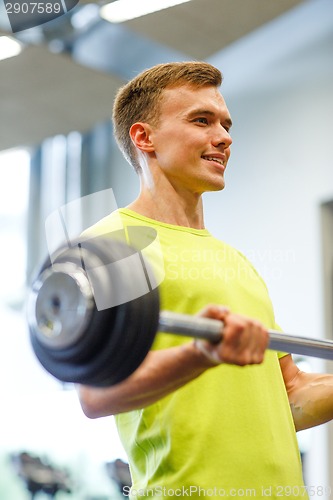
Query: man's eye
[{"left": 195, "top": 117, "right": 208, "bottom": 124}]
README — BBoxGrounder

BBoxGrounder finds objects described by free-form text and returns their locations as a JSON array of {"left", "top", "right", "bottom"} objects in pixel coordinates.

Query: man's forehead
[
  {"left": 163, "top": 83, "right": 224, "bottom": 100},
  {"left": 160, "top": 84, "right": 229, "bottom": 115}
]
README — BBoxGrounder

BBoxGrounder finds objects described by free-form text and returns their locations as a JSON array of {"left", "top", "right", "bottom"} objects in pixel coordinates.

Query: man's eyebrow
[{"left": 187, "top": 109, "right": 233, "bottom": 127}]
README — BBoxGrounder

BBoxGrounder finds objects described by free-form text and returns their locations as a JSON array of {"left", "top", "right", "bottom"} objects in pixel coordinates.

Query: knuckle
[
  {"left": 219, "top": 348, "right": 236, "bottom": 365},
  {"left": 197, "top": 303, "right": 215, "bottom": 317},
  {"left": 246, "top": 318, "right": 264, "bottom": 332},
  {"left": 240, "top": 352, "right": 252, "bottom": 366},
  {"left": 229, "top": 317, "right": 245, "bottom": 335},
  {"left": 257, "top": 352, "right": 265, "bottom": 364}
]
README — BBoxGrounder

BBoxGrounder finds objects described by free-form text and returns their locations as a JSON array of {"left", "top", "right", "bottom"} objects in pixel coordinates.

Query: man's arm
[
  {"left": 77, "top": 306, "right": 268, "bottom": 418},
  {"left": 280, "top": 354, "right": 333, "bottom": 431},
  {"left": 78, "top": 343, "right": 213, "bottom": 417}
]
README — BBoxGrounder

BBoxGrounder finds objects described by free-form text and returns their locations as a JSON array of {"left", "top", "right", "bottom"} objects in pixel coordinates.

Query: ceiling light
[
  {"left": 100, "top": 0, "right": 192, "bottom": 23},
  {"left": 71, "top": 4, "right": 100, "bottom": 29},
  {"left": 0, "top": 36, "right": 22, "bottom": 62}
]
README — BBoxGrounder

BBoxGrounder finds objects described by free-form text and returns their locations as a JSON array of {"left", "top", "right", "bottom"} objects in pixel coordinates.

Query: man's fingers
[
  {"left": 195, "top": 306, "right": 269, "bottom": 367},
  {"left": 197, "top": 304, "right": 230, "bottom": 322},
  {"left": 216, "top": 314, "right": 268, "bottom": 366}
]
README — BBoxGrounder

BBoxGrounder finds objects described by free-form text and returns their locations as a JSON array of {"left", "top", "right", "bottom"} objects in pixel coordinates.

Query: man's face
[{"left": 149, "top": 84, "right": 233, "bottom": 195}]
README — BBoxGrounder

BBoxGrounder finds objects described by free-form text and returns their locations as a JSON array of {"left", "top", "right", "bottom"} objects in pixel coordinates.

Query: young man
[{"left": 78, "top": 62, "right": 333, "bottom": 499}]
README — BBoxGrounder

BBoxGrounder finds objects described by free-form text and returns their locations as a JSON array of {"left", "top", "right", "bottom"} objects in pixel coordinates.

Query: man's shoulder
[{"left": 81, "top": 209, "right": 132, "bottom": 238}]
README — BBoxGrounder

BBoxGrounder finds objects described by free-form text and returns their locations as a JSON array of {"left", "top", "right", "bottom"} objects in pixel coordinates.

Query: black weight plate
[
  {"left": 30, "top": 305, "right": 116, "bottom": 384},
  {"left": 31, "top": 234, "right": 135, "bottom": 362},
  {"left": 29, "top": 245, "right": 113, "bottom": 365},
  {"left": 45, "top": 290, "right": 157, "bottom": 385},
  {"left": 29, "top": 233, "right": 160, "bottom": 386},
  {"left": 64, "top": 236, "right": 159, "bottom": 385},
  {"left": 104, "top": 286, "right": 159, "bottom": 386},
  {"left": 93, "top": 233, "right": 160, "bottom": 385},
  {"left": 86, "top": 287, "right": 160, "bottom": 386},
  {"left": 46, "top": 241, "right": 124, "bottom": 364}
]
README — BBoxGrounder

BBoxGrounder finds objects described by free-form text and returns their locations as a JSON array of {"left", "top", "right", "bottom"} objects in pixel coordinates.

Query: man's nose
[{"left": 211, "top": 126, "right": 232, "bottom": 149}]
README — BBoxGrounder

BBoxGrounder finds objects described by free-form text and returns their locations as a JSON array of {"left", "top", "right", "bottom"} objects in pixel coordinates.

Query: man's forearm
[
  {"left": 287, "top": 371, "right": 333, "bottom": 431},
  {"left": 77, "top": 341, "right": 215, "bottom": 418}
]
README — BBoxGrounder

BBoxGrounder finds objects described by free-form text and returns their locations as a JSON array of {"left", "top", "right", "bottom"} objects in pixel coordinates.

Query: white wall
[{"left": 205, "top": 0, "right": 333, "bottom": 492}]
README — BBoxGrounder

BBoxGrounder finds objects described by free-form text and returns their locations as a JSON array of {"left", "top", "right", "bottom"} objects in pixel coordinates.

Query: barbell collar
[{"left": 27, "top": 262, "right": 94, "bottom": 349}]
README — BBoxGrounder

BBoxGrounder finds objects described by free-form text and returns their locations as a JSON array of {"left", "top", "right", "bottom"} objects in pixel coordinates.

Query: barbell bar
[
  {"left": 159, "top": 311, "right": 333, "bottom": 360},
  {"left": 27, "top": 235, "right": 333, "bottom": 387}
]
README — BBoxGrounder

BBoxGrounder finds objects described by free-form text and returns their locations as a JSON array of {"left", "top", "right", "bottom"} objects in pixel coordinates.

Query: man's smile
[{"left": 201, "top": 154, "right": 226, "bottom": 168}]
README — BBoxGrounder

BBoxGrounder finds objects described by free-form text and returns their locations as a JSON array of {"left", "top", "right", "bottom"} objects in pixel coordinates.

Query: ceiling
[
  {"left": 0, "top": 0, "right": 307, "bottom": 151},
  {"left": 122, "top": 0, "right": 305, "bottom": 60}
]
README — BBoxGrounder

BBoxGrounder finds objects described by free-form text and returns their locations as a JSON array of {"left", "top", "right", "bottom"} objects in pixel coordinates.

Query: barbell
[{"left": 27, "top": 232, "right": 333, "bottom": 387}]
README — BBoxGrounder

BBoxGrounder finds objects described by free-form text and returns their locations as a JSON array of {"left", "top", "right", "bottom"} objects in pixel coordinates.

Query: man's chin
[{"left": 207, "top": 179, "right": 226, "bottom": 192}]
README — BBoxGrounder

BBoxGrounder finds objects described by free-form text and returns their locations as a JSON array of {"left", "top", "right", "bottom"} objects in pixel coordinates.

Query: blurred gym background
[{"left": 0, "top": 0, "right": 332, "bottom": 497}]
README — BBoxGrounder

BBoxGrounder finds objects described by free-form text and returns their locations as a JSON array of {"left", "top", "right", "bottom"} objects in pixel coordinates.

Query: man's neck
[{"left": 127, "top": 184, "right": 205, "bottom": 230}]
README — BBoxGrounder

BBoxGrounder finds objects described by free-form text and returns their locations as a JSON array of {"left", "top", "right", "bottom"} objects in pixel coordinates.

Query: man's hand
[{"left": 194, "top": 305, "right": 269, "bottom": 367}]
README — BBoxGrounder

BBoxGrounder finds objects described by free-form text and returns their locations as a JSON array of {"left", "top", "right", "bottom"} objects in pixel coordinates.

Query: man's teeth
[{"left": 203, "top": 156, "right": 224, "bottom": 165}]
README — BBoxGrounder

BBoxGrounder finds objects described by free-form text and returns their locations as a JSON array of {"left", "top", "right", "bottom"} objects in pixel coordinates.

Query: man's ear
[{"left": 129, "top": 122, "right": 155, "bottom": 153}]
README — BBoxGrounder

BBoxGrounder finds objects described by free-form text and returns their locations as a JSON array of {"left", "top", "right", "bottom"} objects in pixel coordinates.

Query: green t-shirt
[{"left": 86, "top": 208, "right": 306, "bottom": 499}]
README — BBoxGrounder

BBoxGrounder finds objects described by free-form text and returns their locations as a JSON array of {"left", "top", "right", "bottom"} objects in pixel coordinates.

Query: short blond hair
[{"left": 112, "top": 61, "right": 223, "bottom": 172}]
